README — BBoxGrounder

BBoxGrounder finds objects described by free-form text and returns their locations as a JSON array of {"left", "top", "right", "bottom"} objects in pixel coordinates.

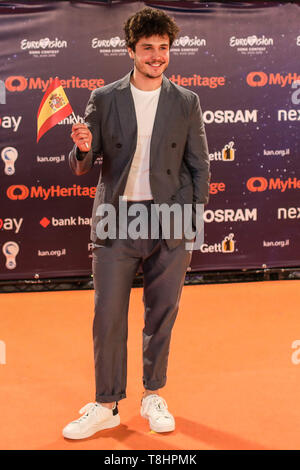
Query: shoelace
[
  {"left": 73, "top": 402, "right": 102, "bottom": 423},
  {"left": 143, "top": 395, "right": 170, "bottom": 419}
]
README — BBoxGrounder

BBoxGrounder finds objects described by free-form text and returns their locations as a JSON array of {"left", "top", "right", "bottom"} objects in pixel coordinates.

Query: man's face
[{"left": 128, "top": 34, "right": 170, "bottom": 80}]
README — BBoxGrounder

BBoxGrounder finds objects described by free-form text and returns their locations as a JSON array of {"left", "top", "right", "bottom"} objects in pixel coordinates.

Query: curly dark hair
[{"left": 124, "top": 7, "right": 179, "bottom": 51}]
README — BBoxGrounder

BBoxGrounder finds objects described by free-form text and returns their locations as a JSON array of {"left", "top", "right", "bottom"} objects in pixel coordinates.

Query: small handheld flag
[{"left": 37, "top": 77, "right": 73, "bottom": 143}]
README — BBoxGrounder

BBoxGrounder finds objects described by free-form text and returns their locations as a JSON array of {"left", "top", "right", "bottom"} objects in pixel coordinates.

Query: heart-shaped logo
[
  {"left": 110, "top": 36, "right": 120, "bottom": 48},
  {"left": 39, "top": 37, "right": 50, "bottom": 49},
  {"left": 179, "top": 36, "right": 190, "bottom": 47},
  {"left": 247, "top": 35, "right": 257, "bottom": 47}
]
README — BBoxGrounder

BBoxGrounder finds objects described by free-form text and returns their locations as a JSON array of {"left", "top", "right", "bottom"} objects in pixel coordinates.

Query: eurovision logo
[
  {"left": 20, "top": 37, "right": 67, "bottom": 58},
  {"left": 171, "top": 35, "right": 206, "bottom": 56},
  {"left": 229, "top": 34, "right": 274, "bottom": 55},
  {"left": 91, "top": 36, "right": 127, "bottom": 57}
]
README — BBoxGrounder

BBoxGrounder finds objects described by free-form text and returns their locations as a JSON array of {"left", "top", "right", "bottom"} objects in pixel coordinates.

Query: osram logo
[
  {"left": 247, "top": 71, "right": 300, "bottom": 87},
  {"left": 247, "top": 177, "right": 300, "bottom": 192},
  {"left": 6, "top": 184, "right": 96, "bottom": 200},
  {"left": 203, "top": 109, "right": 257, "bottom": 124}
]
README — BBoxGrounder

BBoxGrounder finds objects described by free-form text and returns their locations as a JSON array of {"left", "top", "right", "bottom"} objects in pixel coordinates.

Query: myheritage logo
[
  {"left": 247, "top": 177, "right": 300, "bottom": 192},
  {"left": 6, "top": 184, "right": 96, "bottom": 200},
  {"left": 5, "top": 76, "right": 105, "bottom": 92},
  {"left": 247, "top": 71, "right": 300, "bottom": 87}
]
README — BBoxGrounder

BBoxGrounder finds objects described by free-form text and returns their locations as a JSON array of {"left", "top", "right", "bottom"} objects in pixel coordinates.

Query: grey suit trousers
[{"left": 92, "top": 201, "right": 192, "bottom": 403}]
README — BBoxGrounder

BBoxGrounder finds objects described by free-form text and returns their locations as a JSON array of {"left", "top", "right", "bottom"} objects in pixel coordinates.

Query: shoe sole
[
  {"left": 141, "top": 412, "right": 175, "bottom": 433},
  {"left": 149, "top": 423, "right": 175, "bottom": 433},
  {"left": 62, "top": 414, "right": 120, "bottom": 440}
]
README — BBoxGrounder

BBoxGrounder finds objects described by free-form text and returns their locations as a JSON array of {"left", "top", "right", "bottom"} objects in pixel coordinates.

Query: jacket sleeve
[
  {"left": 184, "top": 93, "right": 211, "bottom": 205},
  {"left": 69, "top": 89, "right": 102, "bottom": 176}
]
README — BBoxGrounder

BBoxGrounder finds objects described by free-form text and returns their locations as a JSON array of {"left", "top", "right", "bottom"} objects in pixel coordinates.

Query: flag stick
[{"left": 72, "top": 111, "right": 89, "bottom": 149}]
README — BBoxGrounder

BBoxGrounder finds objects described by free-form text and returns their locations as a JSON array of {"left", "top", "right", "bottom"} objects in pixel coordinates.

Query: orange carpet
[{"left": 0, "top": 280, "right": 299, "bottom": 450}]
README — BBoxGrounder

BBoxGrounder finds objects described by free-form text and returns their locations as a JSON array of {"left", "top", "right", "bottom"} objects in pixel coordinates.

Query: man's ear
[{"left": 127, "top": 47, "right": 134, "bottom": 59}]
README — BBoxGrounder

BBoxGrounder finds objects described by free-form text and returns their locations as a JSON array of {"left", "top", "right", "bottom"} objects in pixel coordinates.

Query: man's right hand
[{"left": 70, "top": 123, "right": 92, "bottom": 152}]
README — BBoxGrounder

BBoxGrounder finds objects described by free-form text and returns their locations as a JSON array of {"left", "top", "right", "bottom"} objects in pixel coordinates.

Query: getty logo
[
  {"left": 2, "top": 241, "right": 19, "bottom": 269},
  {"left": 1, "top": 147, "right": 18, "bottom": 175}
]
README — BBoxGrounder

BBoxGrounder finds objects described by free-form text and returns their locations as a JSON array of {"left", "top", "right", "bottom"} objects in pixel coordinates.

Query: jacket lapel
[
  {"left": 115, "top": 71, "right": 137, "bottom": 155},
  {"left": 115, "top": 72, "right": 173, "bottom": 167},
  {"left": 150, "top": 75, "right": 173, "bottom": 167}
]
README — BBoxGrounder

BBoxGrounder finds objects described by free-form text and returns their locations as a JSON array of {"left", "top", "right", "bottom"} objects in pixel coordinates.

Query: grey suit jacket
[{"left": 69, "top": 71, "right": 210, "bottom": 249}]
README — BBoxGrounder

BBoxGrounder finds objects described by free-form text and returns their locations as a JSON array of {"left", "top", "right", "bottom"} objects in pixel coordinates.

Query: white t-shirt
[{"left": 123, "top": 83, "right": 161, "bottom": 201}]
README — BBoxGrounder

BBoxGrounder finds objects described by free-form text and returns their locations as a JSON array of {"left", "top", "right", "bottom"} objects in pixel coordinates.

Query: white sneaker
[
  {"left": 62, "top": 402, "right": 120, "bottom": 439},
  {"left": 141, "top": 394, "right": 175, "bottom": 433}
]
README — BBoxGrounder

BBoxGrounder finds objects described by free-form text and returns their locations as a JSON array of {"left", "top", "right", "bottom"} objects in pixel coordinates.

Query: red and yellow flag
[{"left": 37, "top": 77, "right": 73, "bottom": 143}]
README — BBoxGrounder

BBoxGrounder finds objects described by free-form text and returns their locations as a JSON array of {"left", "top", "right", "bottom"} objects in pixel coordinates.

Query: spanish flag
[{"left": 37, "top": 77, "right": 73, "bottom": 143}]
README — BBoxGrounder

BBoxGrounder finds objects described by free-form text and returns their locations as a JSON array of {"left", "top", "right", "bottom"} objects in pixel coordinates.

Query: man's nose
[{"left": 151, "top": 49, "right": 163, "bottom": 60}]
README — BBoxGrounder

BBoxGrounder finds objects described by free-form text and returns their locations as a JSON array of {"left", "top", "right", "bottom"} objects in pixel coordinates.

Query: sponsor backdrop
[{"left": 0, "top": 0, "right": 299, "bottom": 280}]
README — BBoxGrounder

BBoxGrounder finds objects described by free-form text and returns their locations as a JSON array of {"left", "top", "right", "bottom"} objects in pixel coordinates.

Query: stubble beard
[{"left": 136, "top": 60, "right": 168, "bottom": 80}]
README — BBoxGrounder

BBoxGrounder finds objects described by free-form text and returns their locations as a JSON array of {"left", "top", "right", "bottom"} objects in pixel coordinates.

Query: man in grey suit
[{"left": 63, "top": 7, "right": 210, "bottom": 440}]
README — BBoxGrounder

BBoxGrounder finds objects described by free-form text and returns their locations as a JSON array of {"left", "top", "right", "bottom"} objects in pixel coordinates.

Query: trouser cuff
[
  {"left": 143, "top": 376, "right": 167, "bottom": 390},
  {"left": 96, "top": 392, "right": 126, "bottom": 403}
]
